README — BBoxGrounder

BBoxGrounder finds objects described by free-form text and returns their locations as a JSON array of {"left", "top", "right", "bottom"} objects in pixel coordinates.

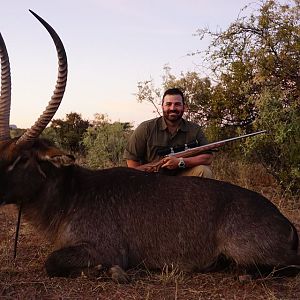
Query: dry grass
[
  {"left": 0, "top": 158, "right": 300, "bottom": 299},
  {"left": 212, "top": 154, "right": 300, "bottom": 211}
]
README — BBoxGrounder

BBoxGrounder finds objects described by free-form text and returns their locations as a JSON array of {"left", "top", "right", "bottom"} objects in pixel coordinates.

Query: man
[{"left": 124, "top": 88, "right": 213, "bottom": 178}]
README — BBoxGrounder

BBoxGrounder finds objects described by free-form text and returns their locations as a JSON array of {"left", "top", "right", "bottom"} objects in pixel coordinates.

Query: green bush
[{"left": 82, "top": 114, "right": 133, "bottom": 169}]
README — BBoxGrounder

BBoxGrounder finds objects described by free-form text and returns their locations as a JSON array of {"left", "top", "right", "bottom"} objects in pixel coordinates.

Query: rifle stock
[{"left": 136, "top": 130, "right": 266, "bottom": 172}]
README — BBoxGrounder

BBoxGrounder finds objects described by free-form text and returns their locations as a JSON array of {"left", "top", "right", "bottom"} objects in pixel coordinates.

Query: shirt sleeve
[{"left": 123, "top": 122, "right": 148, "bottom": 162}]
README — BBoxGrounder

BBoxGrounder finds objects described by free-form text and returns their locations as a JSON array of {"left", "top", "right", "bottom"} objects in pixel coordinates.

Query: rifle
[{"left": 136, "top": 130, "right": 267, "bottom": 172}]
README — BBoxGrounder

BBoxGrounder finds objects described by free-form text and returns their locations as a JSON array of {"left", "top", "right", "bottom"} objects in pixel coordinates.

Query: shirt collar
[{"left": 159, "top": 117, "right": 188, "bottom": 132}]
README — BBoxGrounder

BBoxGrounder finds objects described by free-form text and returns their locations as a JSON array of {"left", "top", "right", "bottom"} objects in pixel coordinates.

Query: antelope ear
[
  {"left": 35, "top": 146, "right": 75, "bottom": 167},
  {"left": 47, "top": 154, "right": 75, "bottom": 168}
]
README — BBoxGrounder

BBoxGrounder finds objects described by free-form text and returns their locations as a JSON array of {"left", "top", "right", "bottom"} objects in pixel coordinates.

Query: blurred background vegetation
[{"left": 11, "top": 0, "right": 299, "bottom": 198}]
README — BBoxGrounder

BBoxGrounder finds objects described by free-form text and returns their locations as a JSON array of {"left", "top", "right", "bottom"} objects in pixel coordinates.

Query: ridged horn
[
  {"left": 0, "top": 32, "right": 11, "bottom": 142},
  {"left": 17, "top": 10, "right": 68, "bottom": 145}
]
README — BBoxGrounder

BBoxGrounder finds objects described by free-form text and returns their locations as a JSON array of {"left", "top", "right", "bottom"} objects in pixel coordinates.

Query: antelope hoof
[
  {"left": 109, "top": 265, "right": 130, "bottom": 283},
  {"left": 238, "top": 274, "right": 253, "bottom": 283}
]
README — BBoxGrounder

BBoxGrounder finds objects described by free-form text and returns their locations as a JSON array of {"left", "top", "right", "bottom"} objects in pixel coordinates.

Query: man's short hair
[{"left": 162, "top": 88, "right": 185, "bottom": 105}]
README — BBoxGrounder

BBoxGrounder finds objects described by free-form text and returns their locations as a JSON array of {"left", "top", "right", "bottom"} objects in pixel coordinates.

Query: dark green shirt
[{"left": 124, "top": 117, "right": 208, "bottom": 163}]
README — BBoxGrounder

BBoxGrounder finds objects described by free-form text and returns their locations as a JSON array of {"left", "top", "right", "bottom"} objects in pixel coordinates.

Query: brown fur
[{"left": 0, "top": 138, "right": 299, "bottom": 280}]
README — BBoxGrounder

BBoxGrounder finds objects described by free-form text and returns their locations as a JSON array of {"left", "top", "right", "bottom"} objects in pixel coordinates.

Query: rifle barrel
[{"left": 168, "top": 130, "right": 267, "bottom": 157}]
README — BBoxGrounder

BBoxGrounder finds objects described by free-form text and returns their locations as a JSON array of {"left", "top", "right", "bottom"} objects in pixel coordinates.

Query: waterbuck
[{"left": 0, "top": 11, "right": 299, "bottom": 282}]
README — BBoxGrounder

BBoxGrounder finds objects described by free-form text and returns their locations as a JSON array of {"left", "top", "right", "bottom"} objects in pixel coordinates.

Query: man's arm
[
  {"left": 161, "top": 153, "right": 213, "bottom": 170},
  {"left": 126, "top": 159, "right": 142, "bottom": 169},
  {"left": 123, "top": 122, "right": 148, "bottom": 168}
]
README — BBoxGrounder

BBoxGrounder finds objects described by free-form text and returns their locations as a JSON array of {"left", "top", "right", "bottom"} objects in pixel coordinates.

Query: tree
[
  {"left": 196, "top": 0, "right": 300, "bottom": 192},
  {"left": 49, "top": 112, "right": 90, "bottom": 154},
  {"left": 198, "top": 1, "right": 299, "bottom": 115},
  {"left": 82, "top": 114, "right": 133, "bottom": 169}
]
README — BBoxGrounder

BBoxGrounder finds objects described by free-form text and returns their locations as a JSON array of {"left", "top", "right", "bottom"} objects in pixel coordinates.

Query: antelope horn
[
  {"left": 0, "top": 32, "right": 11, "bottom": 142},
  {"left": 17, "top": 10, "right": 68, "bottom": 145}
]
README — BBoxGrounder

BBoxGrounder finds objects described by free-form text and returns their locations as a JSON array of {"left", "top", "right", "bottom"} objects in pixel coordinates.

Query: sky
[{"left": 1, "top": 0, "right": 254, "bottom": 128}]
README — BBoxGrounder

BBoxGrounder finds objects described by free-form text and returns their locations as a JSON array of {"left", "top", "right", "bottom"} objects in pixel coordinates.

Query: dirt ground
[{"left": 0, "top": 204, "right": 299, "bottom": 300}]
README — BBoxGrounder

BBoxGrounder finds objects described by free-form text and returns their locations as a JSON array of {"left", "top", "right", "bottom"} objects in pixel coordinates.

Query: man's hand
[
  {"left": 161, "top": 153, "right": 213, "bottom": 170},
  {"left": 129, "top": 153, "right": 213, "bottom": 173},
  {"left": 161, "top": 156, "right": 181, "bottom": 170}
]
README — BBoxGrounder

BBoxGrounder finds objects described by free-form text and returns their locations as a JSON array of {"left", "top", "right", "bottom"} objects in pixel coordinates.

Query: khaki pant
[{"left": 178, "top": 165, "right": 213, "bottom": 179}]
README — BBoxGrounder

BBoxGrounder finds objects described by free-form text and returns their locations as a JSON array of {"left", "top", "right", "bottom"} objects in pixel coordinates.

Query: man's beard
[{"left": 163, "top": 110, "right": 184, "bottom": 122}]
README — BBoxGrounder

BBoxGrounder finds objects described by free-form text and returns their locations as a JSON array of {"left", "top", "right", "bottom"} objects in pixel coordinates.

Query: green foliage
[
  {"left": 195, "top": 0, "right": 299, "bottom": 132},
  {"left": 49, "top": 112, "right": 90, "bottom": 154},
  {"left": 242, "top": 89, "right": 300, "bottom": 193},
  {"left": 82, "top": 114, "right": 133, "bottom": 169},
  {"left": 206, "top": 0, "right": 299, "bottom": 193},
  {"left": 204, "top": 0, "right": 300, "bottom": 192},
  {"left": 41, "top": 126, "right": 57, "bottom": 141}
]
